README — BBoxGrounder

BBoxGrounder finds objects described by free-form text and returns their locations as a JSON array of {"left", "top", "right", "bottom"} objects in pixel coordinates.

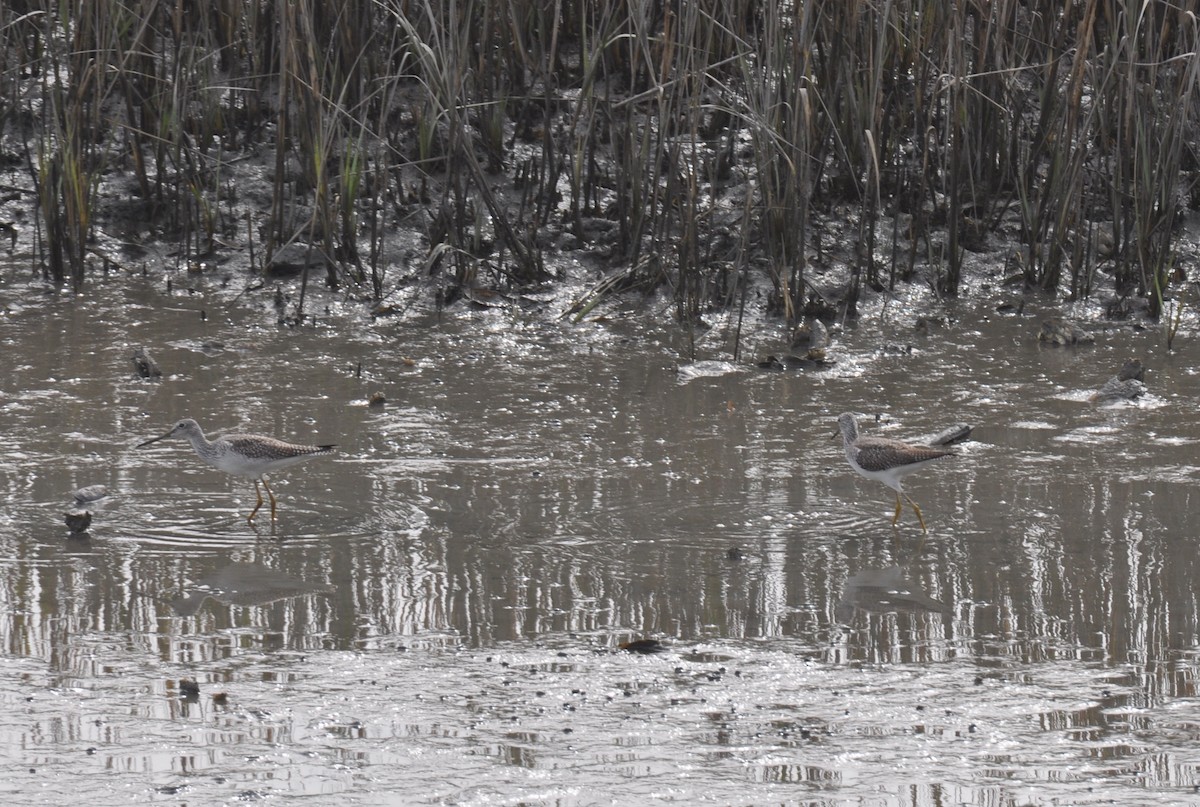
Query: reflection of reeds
[{"left": 2, "top": 2, "right": 1198, "bottom": 322}]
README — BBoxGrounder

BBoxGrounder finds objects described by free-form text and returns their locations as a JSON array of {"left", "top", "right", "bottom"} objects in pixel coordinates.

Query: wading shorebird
[
  {"left": 1090, "top": 358, "right": 1146, "bottom": 404},
  {"left": 138, "top": 418, "right": 335, "bottom": 523},
  {"left": 835, "top": 412, "right": 954, "bottom": 532}
]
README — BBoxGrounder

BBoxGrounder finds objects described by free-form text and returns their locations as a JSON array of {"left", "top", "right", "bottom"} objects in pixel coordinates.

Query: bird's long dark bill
[{"left": 137, "top": 431, "right": 172, "bottom": 448}]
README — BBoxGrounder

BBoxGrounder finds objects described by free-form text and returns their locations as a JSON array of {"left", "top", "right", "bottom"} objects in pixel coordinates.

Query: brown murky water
[{"left": 1, "top": 269, "right": 1199, "bottom": 805}]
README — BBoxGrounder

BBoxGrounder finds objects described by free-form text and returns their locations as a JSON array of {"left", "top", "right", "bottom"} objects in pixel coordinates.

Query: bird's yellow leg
[
  {"left": 906, "top": 494, "right": 928, "bottom": 533},
  {"left": 261, "top": 475, "right": 278, "bottom": 520},
  {"left": 247, "top": 480, "right": 264, "bottom": 523},
  {"left": 892, "top": 493, "right": 903, "bottom": 525}
]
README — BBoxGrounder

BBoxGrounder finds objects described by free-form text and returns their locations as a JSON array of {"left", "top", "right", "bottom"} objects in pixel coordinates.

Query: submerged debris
[
  {"left": 72, "top": 484, "right": 109, "bottom": 504},
  {"left": 1091, "top": 359, "right": 1146, "bottom": 404},
  {"left": 922, "top": 423, "right": 974, "bottom": 447},
  {"left": 1038, "top": 317, "right": 1095, "bottom": 346},
  {"left": 676, "top": 360, "right": 745, "bottom": 383},
  {"left": 131, "top": 346, "right": 162, "bottom": 378}
]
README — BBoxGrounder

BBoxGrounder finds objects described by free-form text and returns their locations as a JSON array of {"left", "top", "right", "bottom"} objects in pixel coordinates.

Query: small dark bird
[
  {"left": 64, "top": 510, "right": 92, "bottom": 534},
  {"left": 131, "top": 346, "right": 162, "bottom": 379},
  {"left": 1091, "top": 359, "right": 1146, "bottom": 404}
]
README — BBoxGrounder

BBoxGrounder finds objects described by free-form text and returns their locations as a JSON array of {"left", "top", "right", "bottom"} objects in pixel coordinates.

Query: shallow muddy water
[{"left": 2, "top": 269, "right": 1200, "bottom": 805}]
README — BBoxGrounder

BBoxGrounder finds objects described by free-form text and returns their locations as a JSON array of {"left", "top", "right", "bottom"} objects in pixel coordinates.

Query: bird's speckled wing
[
  {"left": 852, "top": 437, "right": 952, "bottom": 474},
  {"left": 224, "top": 434, "right": 334, "bottom": 460}
]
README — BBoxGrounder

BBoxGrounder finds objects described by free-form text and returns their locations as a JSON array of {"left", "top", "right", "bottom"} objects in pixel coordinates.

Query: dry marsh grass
[{"left": 0, "top": 1, "right": 1196, "bottom": 325}]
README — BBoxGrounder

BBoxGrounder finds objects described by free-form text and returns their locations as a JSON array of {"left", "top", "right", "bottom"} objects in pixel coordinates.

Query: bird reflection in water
[
  {"left": 171, "top": 562, "right": 335, "bottom": 616},
  {"left": 835, "top": 565, "right": 949, "bottom": 623}
]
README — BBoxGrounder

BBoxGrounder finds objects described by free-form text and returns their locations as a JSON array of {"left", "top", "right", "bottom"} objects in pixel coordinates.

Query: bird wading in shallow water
[
  {"left": 835, "top": 412, "right": 954, "bottom": 532},
  {"left": 1090, "top": 358, "right": 1146, "bottom": 404},
  {"left": 138, "top": 418, "right": 335, "bottom": 523}
]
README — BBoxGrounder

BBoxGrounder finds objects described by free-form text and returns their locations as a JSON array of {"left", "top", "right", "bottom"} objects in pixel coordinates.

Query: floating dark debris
[
  {"left": 1038, "top": 317, "right": 1094, "bottom": 346},
  {"left": 756, "top": 352, "right": 834, "bottom": 372},
  {"left": 618, "top": 639, "right": 667, "bottom": 655}
]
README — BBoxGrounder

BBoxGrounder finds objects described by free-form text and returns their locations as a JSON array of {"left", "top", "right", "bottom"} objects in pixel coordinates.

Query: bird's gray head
[
  {"left": 138, "top": 418, "right": 203, "bottom": 448},
  {"left": 836, "top": 412, "right": 859, "bottom": 442}
]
